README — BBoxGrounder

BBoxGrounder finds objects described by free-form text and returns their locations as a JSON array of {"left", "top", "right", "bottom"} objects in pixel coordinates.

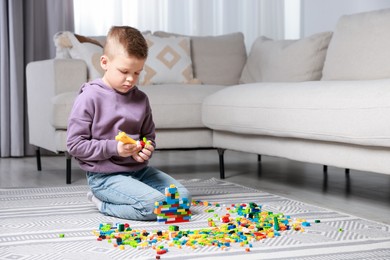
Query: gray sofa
[{"left": 26, "top": 8, "right": 390, "bottom": 184}]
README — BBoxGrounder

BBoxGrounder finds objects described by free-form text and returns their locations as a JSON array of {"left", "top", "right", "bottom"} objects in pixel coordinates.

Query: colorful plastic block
[{"left": 154, "top": 184, "right": 191, "bottom": 224}]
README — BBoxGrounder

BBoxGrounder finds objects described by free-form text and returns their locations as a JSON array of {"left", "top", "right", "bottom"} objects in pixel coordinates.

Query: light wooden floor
[{"left": 1, "top": 149, "right": 389, "bottom": 224}]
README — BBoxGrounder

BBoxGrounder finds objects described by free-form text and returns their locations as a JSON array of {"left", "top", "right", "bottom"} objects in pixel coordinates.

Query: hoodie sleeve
[
  {"left": 141, "top": 96, "right": 156, "bottom": 147},
  {"left": 66, "top": 86, "right": 118, "bottom": 161}
]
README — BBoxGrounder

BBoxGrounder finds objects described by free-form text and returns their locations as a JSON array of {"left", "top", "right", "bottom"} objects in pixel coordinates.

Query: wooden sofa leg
[
  {"left": 65, "top": 152, "right": 72, "bottom": 184},
  {"left": 35, "top": 147, "right": 42, "bottom": 171},
  {"left": 217, "top": 148, "right": 226, "bottom": 179}
]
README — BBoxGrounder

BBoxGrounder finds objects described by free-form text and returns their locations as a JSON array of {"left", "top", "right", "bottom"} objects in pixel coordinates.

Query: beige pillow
[
  {"left": 240, "top": 32, "right": 333, "bottom": 83},
  {"left": 138, "top": 35, "right": 195, "bottom": 85},
  {"left": 154, "top": 31, "right": 247, "bottom": 85},
  {"left": 322, "top": 8, "right": 390, "bottom": 80},
  {"left": 53, "top": 31, "right": 104, "bottom": 81}
]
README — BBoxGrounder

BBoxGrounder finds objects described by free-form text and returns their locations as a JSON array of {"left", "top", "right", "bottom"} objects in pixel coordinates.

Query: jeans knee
[
  {"left": 138, "top": 194, "right": 165, "bottom": 220},
  {"left": 141, "top": 202, "right": 156, "bottom": 216}
]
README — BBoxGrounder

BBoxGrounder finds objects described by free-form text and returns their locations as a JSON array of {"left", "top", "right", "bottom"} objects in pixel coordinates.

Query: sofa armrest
[
  {"left": 27, "top": 59, "right": 87, "bottom": 94},
  {"left": 26, "top": 59, "right": 87, "bottom": 153}
]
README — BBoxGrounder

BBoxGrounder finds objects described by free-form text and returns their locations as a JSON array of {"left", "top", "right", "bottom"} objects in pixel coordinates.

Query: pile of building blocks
[
  {"left": 154, "top": 184, "right": 191, "bottom": 223},
  {"left": 91, "top": 184, "right": 321, "bottom": 256},
  {"left": 93, "top": 200, "right": 319, "bottom": 255}
]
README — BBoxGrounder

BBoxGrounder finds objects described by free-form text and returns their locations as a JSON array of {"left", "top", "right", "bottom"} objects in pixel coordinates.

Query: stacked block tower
[{"left": 154, "top": 184, "right": 191, "bottom": 223}]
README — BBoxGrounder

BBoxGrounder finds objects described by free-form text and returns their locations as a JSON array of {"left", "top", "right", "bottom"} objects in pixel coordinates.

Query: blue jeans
[{"left": 86, "top": 166, "right": 191, "bottom": 220}]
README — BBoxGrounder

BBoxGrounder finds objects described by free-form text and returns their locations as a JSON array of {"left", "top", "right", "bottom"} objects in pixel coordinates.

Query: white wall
[{"left": 301, "top": 0, "right": 390, "bottom": 37}]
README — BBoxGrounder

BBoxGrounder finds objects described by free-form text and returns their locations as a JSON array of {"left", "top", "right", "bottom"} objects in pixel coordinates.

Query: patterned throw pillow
[
  {"left": 153, "top": 31, "right": 247, "bottom": 85},
  {"left": 139, "top": 35, "right": 195, "bottom": 85}
]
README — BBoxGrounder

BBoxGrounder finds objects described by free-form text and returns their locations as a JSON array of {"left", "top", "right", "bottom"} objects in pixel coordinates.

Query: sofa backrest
[
  {"left": 53, "top": 30, "right": 247, "bottom": 86},
  {"left": 322, "top": 8, "right": 390, "bottom": 80}
]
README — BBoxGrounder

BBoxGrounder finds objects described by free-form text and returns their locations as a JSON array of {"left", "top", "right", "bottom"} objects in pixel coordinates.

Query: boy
[{"left": 67, "top": 26, "right": 191, "bottom": 220}]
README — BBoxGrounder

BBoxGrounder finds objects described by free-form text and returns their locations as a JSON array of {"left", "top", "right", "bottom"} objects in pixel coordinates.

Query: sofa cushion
[
  {"left": 240, "top": 32, "right": 332, "bottom": 83},
  {"left": 51, "top": 91, "right": 78, "bottom": 129},
  {"left": 202, "top": 79, "right": 390, "bottom": 147},
  {"left": 153, "top": 31, "right": 247, "bottom": 85},
  {"left": 139, "top": 35, "right": 196, "bottom": 85},
  {"left": 139, "top": 84, "right": 226, "bottom": 128},
  {"left": 322, "top": 8, "right": 390, "bottom": 80},
  {"left": 51, "top": 84, "right": 226, "bottom": 130}
]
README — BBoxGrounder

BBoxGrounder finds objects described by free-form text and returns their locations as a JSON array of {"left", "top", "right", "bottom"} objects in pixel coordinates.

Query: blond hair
[{"left": 104, "top": 26, "right": 148, "bottom": 59}]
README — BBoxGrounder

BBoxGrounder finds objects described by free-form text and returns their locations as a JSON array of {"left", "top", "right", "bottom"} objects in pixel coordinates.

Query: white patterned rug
[{"left": 0, "top": 178, "right": 389, "bottom": 260}]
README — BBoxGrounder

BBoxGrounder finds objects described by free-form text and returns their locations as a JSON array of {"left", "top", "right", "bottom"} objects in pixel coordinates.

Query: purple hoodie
[{"left": 67, "top": 79, "right": 155, "bottom": 173}]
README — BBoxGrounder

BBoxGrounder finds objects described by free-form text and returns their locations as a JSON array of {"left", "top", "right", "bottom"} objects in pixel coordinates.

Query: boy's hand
[
  {"left": 117, "top": 141, "right": 142, "bottom": 158},
  {"left": 132, "top": 143, "right": 154, "bottom": 163}
]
